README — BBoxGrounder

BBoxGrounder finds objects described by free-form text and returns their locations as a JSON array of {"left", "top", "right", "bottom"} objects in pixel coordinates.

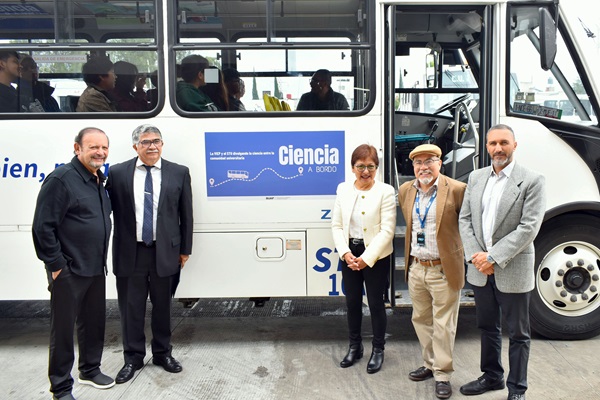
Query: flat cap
[{"left": 409, "top": 144, "right": 442, "bottom": 160}]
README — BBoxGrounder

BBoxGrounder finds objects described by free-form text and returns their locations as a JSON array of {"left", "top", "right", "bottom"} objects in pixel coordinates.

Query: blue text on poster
[{"left": 205, "top": 131, "right": 345, "bottom": 197}]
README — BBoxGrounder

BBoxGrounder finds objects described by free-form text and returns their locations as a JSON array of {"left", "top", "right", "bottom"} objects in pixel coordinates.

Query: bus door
[
  {"left": 384, "top": 4, "right": 489, "bottom": 187},
  {"left": 383, "top": 3, "right": 490, "bottom": 303}
]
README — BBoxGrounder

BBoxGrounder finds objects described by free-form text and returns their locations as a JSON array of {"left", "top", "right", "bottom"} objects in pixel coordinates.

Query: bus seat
[
  {"left": 263, "top": 93, "right": 274, "bottom": 111},
  {"left": 61, "top": 95, "right": 80, "bottom": 112}
]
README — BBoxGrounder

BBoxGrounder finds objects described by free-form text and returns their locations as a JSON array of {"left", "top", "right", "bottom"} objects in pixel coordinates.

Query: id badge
[{"left": 417, "top": 232, "right": 426, "bottom": 247}]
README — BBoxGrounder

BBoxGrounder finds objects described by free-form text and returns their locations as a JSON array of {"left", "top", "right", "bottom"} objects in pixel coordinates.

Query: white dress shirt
[
  {"left": 134, "top": 158, "right": 162, "bottom": 242},
  {"left": 481, "top": 161, "right": 515, "bottom": 249},
  {"left": 410, "top": 178, "right": 439, "bottom": 260}
]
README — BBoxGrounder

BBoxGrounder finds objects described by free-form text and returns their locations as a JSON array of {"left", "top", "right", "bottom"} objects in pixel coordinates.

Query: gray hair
[
  {"left": 132, "top": 124, "right": 162, "bottom": 145},
  {"left": 487, "top": 123, "right": 515, "bottom": 140}
]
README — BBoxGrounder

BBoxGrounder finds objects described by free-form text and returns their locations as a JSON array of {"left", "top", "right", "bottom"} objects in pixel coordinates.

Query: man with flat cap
[{"left": 398, "top": 144, "right": 467, "bottom": 399}]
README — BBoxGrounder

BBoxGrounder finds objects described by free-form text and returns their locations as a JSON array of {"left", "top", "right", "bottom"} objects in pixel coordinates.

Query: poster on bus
[{"left": 205, "top": 130, "right": 344, "bottom": 198}]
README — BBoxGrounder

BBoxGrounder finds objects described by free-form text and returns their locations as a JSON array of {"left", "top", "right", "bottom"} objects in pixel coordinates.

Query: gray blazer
[{"left": 459, "top": 163, "right": 546, "bottom": 293}]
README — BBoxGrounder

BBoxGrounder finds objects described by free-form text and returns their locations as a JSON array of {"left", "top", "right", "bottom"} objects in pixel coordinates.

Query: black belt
[
  {"left": 350, "top": 238, "right": 364, "bottom": 245},
  {"left": 138, "top": 241, "right": 156, "bottom": 248}
]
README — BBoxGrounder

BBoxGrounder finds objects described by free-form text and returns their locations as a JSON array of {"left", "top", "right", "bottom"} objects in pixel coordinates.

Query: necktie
[{"left": 142, "top": 165, "right": 154, "bottom": 245}]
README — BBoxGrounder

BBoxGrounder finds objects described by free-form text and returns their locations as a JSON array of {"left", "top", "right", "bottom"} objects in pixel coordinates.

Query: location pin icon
[
  {"left": 298, "top": 167, "right": 303, "bottom": 174},
  {"left": 209, "top": 178, "right": 215, "bottom": 186}
]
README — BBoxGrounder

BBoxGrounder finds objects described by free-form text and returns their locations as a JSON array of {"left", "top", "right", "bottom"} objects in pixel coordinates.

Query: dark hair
[
  {"left": 351, "top": 144, "right": 379, "bottom": 167},
  {"left": 0, "top": 50, "right": 18, "bottom": 61},
  {"left": 82, "top": 56, "right": 114, "bottom": 85},
  {"left": 19, "top": 55, "right": 36, "bottom": 71},
  {"left": 149, "top": 70, "right": 158, "bottom": 88},
  {"left": 74, "top": 127, "right": 108, "bottom": 150},
  {"left": 180, "top": 55, "right": 209, "bottom": 83},
  {"left": 223, "top": 68, "right": 241, "bottom": 83},
  {"left": 201, "top": 66, "right": 229, "bottom": 111},
  {"left": 113, "top": 61, "right": 139, "bottom": 93},
  {"left": 313, "top": 69, "right": 333, "bottom": 85}
]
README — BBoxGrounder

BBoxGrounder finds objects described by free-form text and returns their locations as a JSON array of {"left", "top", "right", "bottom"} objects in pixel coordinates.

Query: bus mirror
[
  {"left": 425, "top": 52, "right": 437, "bottom": 88},
  {"left": 539, "top": 7, "right": 557, "bottom": 71}
]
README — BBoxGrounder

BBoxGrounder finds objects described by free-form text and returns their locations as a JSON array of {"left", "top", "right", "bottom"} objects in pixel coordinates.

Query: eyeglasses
[
  {"left": 412, "top": 158, "right": 440, "bottom": 167},
  {"left": 138, "top": 138, "right": 163, "bottom": 147},
  {"left": 355, "top": 164, "right": 377, "bottom": 172}
]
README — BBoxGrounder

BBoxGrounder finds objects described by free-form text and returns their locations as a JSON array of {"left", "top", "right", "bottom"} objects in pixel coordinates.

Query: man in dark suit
[
  {"left": 106, "top": 124, "right": 193, "bottom": 384},
  {"left": 459, "top": 124, "right": 546, "bottom": 400}
]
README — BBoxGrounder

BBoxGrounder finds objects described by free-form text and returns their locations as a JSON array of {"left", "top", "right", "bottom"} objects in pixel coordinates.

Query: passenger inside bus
[
  {"left": 296, "top": 69, "right": 350, "bottom": 111},
  {"left": 200, "top": 66, "right": 228, "bottom": 111},
  {"left": 176, "top": 55, "right": 219, "bottom": 112},
  {"left": 76, "top": 56, "right": 117, "bottom": 112},
  {"left": 19, "top": 55, "right": 61, "bottom": 112},
  {"left": 147, "top": 70, "right": 159, "bottom": 109},
  {"left": 110, "top": 61, "right": 150, "bottom": 112},
  {"left": 223, "top": 68, "right": 246, "bottom": 111},
  {"left": 0, "top": 51, "right": 23, "bottom": 112}
]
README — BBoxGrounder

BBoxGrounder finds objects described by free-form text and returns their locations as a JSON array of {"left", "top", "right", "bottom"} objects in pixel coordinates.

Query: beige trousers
[{"left": 408, "top": 261, "right": 461, "bottom": 382}]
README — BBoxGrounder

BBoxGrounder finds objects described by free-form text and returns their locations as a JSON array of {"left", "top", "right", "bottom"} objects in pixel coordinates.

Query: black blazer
[{"left": 106, "top": 157, "right": 193, "bottom": 277}]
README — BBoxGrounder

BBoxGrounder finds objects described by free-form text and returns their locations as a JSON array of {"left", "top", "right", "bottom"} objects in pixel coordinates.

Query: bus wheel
[{"left": 531, "top": 215, "right": 600, "bottom": 340}]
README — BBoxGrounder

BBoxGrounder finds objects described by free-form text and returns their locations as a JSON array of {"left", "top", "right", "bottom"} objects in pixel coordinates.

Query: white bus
[{"left": 1, "top": 0, "right": 600, "bottom": 340}]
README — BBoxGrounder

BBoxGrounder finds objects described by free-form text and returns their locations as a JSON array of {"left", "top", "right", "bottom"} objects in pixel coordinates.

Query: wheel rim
[{"left": 536, "top": 241, "right": 600, "bottom": 317}]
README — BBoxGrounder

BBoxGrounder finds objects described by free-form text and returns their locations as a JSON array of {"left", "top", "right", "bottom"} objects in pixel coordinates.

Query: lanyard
[{"left": 415, "top": 190, "right": 437, "bottom": 229}]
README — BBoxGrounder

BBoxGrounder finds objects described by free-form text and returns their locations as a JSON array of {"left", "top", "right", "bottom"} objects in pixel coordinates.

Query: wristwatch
[{"left": 486, "top": 254, "right": 495, "bottom": 264}]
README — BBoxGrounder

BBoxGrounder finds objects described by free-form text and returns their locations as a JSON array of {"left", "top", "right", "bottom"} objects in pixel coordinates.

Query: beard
[
  {"left": 492, "top": 153, "right": 512, "bottom": 167},
  {"left": 88, "top": 158, "right": 106, "bottom": 169},
  {"left": 418, "top": 176, "right": 433, "bottom": 186}
]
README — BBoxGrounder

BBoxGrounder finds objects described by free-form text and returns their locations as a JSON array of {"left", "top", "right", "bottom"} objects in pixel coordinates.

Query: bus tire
[{"left": 530, "top": 215, "right": 600, "bottom": 340}]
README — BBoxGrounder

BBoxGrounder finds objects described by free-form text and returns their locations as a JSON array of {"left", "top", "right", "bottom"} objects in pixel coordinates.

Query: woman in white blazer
[{"left": 332, "top": 144, "right": 396, "bottom": 374}]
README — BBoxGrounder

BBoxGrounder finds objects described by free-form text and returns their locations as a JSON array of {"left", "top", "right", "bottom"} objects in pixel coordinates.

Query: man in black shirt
[
  {"left": 296, "top": 69, "right": 350, "bottom": 111},
  {"left": 32, "top": 127, "right": 115, "bottom": 400}
]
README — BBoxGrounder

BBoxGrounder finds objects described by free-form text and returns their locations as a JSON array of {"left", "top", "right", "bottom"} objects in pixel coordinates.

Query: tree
[
  {"left": 273, "top": 76, "right": 283, "bottom": 99},
  {"left": 252, "top": 75, "right": 259, "bottom": 100}
]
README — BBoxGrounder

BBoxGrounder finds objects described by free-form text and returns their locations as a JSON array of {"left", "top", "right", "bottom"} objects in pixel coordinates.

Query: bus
[{"left": 1, "top": 0, "right": 600, "bottom": 340}]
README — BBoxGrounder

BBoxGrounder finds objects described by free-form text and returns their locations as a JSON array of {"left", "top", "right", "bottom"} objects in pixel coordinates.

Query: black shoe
[
  {"left": 409, "top": 366, "right": 434, "bottom": 381},
  {"left": 460, "top": 375, "right": 505, "bottom": 395},
  {"left": 115, "top": 363, "right": 142, "bottom": 384},
  {"left": 366, "top": 348, "right": 384, "bottom": 374},
  {"left": 508, "top": 394, "right": 526, "bottom": 400},
  {"left": 435, "top": 381, "right": 452, "bottom": 399},
  {"left": 77, "top": 371, "right": 115, "bottom": 389},
  {"left": 53, "top": 394, "right": 76, "bottom": 400},
  {"left": 340, "top": 344, "right": 364, "bottom": 368},
  {"left": 152, "top": 355, "right": 183, "bottom": 373}
]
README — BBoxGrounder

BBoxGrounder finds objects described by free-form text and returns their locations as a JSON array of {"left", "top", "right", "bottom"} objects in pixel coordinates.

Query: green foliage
[
  {"left": 274, "top": 77, "right": 283, "bottom": 99},
  {"left": 252, "top": 75, "right": 259, "bottom": 100}
]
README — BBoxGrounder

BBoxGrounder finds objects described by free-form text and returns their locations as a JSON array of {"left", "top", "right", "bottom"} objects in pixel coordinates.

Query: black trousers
[
  {"left": 116, "top": 243, "right": 174, "bottom": 366},
  {"left": 48, "top": 266, "right": 106, "bottom": 398},
  {"left": 473, "top": 275, "right": 531, "bottom": 395},
  {"left": 341, "top": 241, "right": 390, "bottom": 350}
]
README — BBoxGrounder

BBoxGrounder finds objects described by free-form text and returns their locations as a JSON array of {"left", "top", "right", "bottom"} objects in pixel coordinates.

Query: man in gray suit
[{"left": 458, "top": 124, "right": 546, "bottom": 400}]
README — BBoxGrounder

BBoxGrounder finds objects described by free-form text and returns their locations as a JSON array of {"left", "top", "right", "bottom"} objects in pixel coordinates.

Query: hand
[
  {"left": 471, "top": 252, "right": 495, "bottom": 275},
  {"left": 354, "top": 257, "right": 368, "bottom": 270},
  {"left": 135, "top": 75, "right": 147, "bottom": 91},
  {"left": 52, "top": 269, "right": 61, "bottom": 280},
  {"left": 344, "top": 252, "right": 360, "bottom": 271},
  {"left": 179, "top": 254, "right": 189, "bottom": 269}
]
